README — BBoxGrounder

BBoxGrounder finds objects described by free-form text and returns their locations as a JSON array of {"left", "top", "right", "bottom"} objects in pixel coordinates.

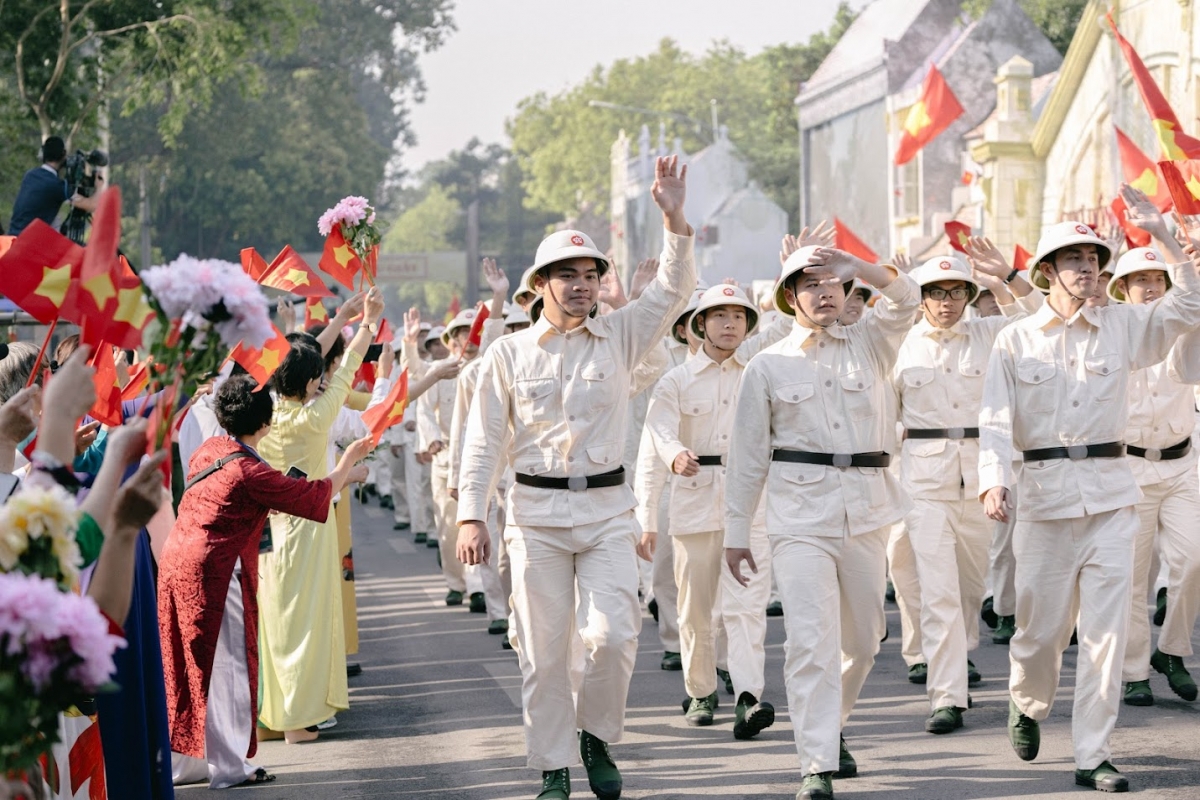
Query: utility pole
[
  {"left": 139, "top": 164, "right": 151, "bottom": 270},
  {"left": 465, "top": 199, "right": 480, "bottom": 306}
]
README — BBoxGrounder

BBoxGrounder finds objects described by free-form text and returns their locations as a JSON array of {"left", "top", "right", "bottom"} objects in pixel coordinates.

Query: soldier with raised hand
[
  {"left": 979, "top": 192, "right": 1200, "bottom": 793},
  {"left": 455, "top": 155, "right": 694, "bottom": 800},
  {"left": 724, "top": 244, "right": 919, "bottom": 800},
  {"left": 889, "top": 244, "right": 1040, "bottom": 737}
]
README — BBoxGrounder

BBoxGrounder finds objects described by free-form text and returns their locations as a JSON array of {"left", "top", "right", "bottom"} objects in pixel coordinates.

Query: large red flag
[
  {"left": 261, "top": 246, "right": 333, "bottom": 298},
  {"left": 88, "top": 344, "right": 123, "bottom": 427},
  {"left": 1108, "top": 12, "right": 1200, "bottom": 160},
  {"left": 1158, "top": 160, "right": 1200, "bottom": 216},
  {"left": 833, "top": 217, "right": 879, "bottom": 264},
  {"left": 361, "top": 371, "right": 409, "bottom": 446},
  {"left": 894, "top": 65, "right": 965, "bottom": 166},
  {"left": 79, "top": 187, "right": 121, "bottom": 285},
  {"left": 945, "top": 221, "right": 971, "bottom": 253},
  {"left": 304, "top": 296, "right": 329, "bottom": 328},
  {"left": 0, "top": 221, "right": 83, "bottom": 323},
  {"left": 229, "top": 325, "right": 291, "bottom": 388},
  {"left": 240, "top": 247, "right": 270, "bottom": 282},
  {"left": 318, "top": 226, "right": 363, "bottom": 289},
  {"left": 1115, "top": 126, "right": 1172, "bottom": 211}
]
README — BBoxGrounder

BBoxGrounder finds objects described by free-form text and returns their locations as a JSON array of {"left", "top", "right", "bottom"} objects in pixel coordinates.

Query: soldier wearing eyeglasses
[{"left": 889, "top": 246, "right": 1039, "bottom": 737}]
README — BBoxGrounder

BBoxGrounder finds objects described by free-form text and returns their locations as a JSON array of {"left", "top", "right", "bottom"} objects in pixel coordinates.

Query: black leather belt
[
  {"left": 514, "top": 467, "right": 625, "bottom": 491},
  {"left": 771, "top": 449, "right": 891, "bottom": 468},
  {"left": 907, "top": 427, "right": 979, "bottom": 440},
  {"left": 1022, "top": 442, "right": 1125, "bottom": 461},
  {"left": 696, "top": 455, "right": 725, "bottom": 466},
  {"left": 1127, "top": 438, "right": 1192, "bottom": 462}
]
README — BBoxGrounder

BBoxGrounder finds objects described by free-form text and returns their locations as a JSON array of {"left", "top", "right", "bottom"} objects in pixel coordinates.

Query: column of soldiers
[{"left": 371, "top": 158, "right": 1200, "bottom": 800}]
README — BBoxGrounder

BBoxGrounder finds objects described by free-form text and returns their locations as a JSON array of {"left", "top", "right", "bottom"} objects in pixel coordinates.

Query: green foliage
[
  {"left": 383, "top": 184, "right": 461, "bottom": 253},
  {"left": 964, "top": 0, "right": 1089, "bottom": 55},
  {"left": 506, "top": 3, "right": 856, "bottom": 222}
]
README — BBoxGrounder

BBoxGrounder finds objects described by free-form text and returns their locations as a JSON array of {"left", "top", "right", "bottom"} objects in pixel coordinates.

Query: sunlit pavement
[{"left": 178, "top": 502, "right": 1200, "bottom": 799}]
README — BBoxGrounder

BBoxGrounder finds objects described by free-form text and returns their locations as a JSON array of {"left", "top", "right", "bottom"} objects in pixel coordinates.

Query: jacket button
[
  {"left": 857, "top": 383, "right": 863, "bottom": 389},
  {"left": 792, "top": 394, "right": 799, "bottom": 401},
  {"left": 599, "top": 373, "right": 605, "bottom": 379},
  {"left": 693, "top": 408, "right": 699, "bottom": 413},
  {"left": 825, "top": 380, "right": 832, "bottom": 387}
]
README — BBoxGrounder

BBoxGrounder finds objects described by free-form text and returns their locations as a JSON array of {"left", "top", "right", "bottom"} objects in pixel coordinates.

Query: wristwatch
[
  {"left": 1004, "top": 268, "right": 1020, "bottom": 284},
  {"left": 366, "top": 322, "right": 379, "bottom": 334}
]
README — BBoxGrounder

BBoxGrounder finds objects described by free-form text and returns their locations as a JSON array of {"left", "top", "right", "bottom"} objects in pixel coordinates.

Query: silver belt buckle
[
  {"left": 1144, "top": 448, "right": 1163, "bottom": 462},
  {"left": 947, "top": 427, "right": 965, "bottom": 440},
  {"left": 1066, "top": 445, "right": 1088, "bottom": 460},
  {"left": 567, "top": 476, "right": 588, "bottom": 492},
  {"left": 832, "top": 453, "right": 853, "bottom": 468}
]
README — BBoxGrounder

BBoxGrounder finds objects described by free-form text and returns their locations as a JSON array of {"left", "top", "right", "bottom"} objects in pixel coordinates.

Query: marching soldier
[
  {"left": 725, "top": 244, "right": 919, "bottom": 800},
  {"left": 979, "top": 192, "right": 1200, "bottom": 793},
  {"left": 456, "top": 156, "right": 694, "bottom": 800},
  {"left": 890, "top": 246, "right": 1040, "bottom": 735}
]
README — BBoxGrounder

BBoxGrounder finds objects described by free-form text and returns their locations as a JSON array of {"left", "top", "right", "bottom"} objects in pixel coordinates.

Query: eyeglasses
[{"left": 925, "top": 287, "right": 969, "bottom": 301}]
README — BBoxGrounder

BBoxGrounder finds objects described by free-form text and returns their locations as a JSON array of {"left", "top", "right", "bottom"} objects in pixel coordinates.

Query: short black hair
[
  {"left": 42, "top": 136, "right": 66, "bottom": 164},
  {"left": 214, "top": 374, "right": 274, "bottom": 437},
  {"left": 271, "top": 338, "right": 324, "bottom": 399},
  {"left": 305, "top": 323, "right": 345, "bottom": 371}
]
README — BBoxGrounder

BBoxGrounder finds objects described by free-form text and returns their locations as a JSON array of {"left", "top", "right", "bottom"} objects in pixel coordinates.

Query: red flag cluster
[
  {"left": 241, "top": 246, "right": 332, "bottom": 298},
  {"left": 230, "top": 325, "right": 292, "bottom": 389},
  {"left": 361, "top": 371, "right": 409, "bottom": 446}
]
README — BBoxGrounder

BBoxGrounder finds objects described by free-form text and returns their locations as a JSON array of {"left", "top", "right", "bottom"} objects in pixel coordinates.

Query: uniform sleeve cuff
[
  {"left": 457, "top": 497, "right": 488, "bottom": 525},
  {"left": 723, "top": 524, "right": 751, "bottom": 550},
  {"left": 658, "top": 442, "right": 688, "bottom": 472}
]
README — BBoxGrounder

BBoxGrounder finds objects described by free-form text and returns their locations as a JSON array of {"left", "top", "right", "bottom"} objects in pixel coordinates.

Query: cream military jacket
[
  {"left": 631, "top": 340, "right": 694, "bottom": 534},
  {"left": 456, "top": 230, "right": 696, "bottom": 528},
  {"left": 894, "top": 290, "right": 1042, "bottom": 500},
  {"left": 979, "top": 260, "right": 1200, "bottom": 521},
  {"left": 417, "top": 357, "right": 457, "bottom": 456},
  {"left": 724, "top": 273, "right": 920, "bottom": 548},
  {"left": 1124, "top": 330, "right": 1200, "bottom": 486},
  {"left": 642, "top": 317, "right": 791, "bottom": 535}
]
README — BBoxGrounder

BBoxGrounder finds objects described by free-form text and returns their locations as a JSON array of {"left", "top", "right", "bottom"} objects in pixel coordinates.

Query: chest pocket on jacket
[
  {"left": 514, "top": 378, "right": 556, "bottom": 426},
  {"left": 1016, "top": 359, "right": 1056, "bottom": 413},
  {"left": 901, "top": 366, "right": 937, "bottom": 396},
  {"left": 681, "top": 397, "right": 714, "bottom": 419},
  {"left": 579, "top": 358, "right": 619, "bottom": 410},
  {"left": 1084, "top": 354, "right": 1121, "bottom": 404},
  {"left": 840, "top": 369, "right": 875, "bottom": 420},
  {"left": 773, "top": 382, "right": 816, "bottom": 431}
]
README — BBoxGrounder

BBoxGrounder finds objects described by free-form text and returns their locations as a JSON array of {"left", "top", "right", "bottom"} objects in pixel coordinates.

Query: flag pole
[{"left": 25, "top": 318, "right": 58, "bottom": 388}]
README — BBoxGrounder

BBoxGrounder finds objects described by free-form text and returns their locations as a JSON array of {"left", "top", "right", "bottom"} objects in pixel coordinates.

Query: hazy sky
[{"left": 401, "top": 0, "right": 848, "bottom": 173}]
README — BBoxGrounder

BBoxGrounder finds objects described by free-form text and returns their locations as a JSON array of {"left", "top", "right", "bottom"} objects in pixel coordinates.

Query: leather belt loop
[
  {"left": 1127, "top": 438, "right": 1192, "bottom": 462},
  {"left": 696, "top": 455, "right": 725, "bottom": 466},
  {"left": 906, "top": 427, "right": 980, "bottom": 440},
  {"left": 514, "top": 467, "right": 626, "bottom": 491},
  {"left": 771, "top": 449, "right": 892, "bottom": 469}
]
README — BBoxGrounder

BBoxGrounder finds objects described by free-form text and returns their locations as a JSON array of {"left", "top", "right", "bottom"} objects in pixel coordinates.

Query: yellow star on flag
[
  {"left": 257, "top": 347, "right": 282, "bottom": 373},
  {"left": 310, "top": 303, "right": 328, "bottom": 321},
  {"left": 83, "top": 272, "right": 116, "bottom": 308},
  {"left": 1131, "top": 167, "right": 1159, "bottom": 197},
  {"left": 1155, "top": 119, "right": 1187, "bottom": 161},
  {"left": 387, "top": 401, "right": 407, "bottom": 421},
  {"left": 112, "top": 286, "right": 154, "bottom": 329},
  {"left": 333, "top": 244, "right": 355, "bottom": 268},
  {"left": 904, "top": 101, "right": 931, "bottom": 137},
  {"left": 284, "top": 268, "right": 310, "bottom": 287},
  {"left": 1187, "top": 175, "right": 1200, "bottom": 201},
  {"left": 34, "top": 263, "right": 72, "bottom": 307}
]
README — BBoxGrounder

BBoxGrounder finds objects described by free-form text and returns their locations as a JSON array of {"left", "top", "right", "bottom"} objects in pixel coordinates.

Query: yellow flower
[
  {"left": 0, "top": 526, "right": 27, "bottom": 571},
  {"left": 0, "top": 485, "right": 80, "bottom": 582}
]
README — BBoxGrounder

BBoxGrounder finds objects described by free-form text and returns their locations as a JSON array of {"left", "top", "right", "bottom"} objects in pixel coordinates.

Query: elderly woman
[{"left": 159, "top": 375, "right": 373, "bottom": 787}]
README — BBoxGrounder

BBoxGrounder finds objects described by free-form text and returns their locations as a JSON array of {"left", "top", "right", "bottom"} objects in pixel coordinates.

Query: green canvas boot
[
  {"left": 925, "top": 706, "right": 963, "bottom": 734},
  {"left": 716, "top": 667, "right": 734, "bottom": 695},
  {"left": 579, "top": 731, "right": 621, "bottom": 800},
  {"left": 992, "top": 615, "right": 1016, "bottom": 645},
  {"left": 907, "top": 662, "right": 928, "bottom": 684},
  {"left": 445, "top": 590, "right": 463, "bottom": 606},
  {"left": 488, "top": 618, "right": 509, "bottom": 635},
  {"left": 660, "top": 651, "right": 682, "bottom": 671},
  {"left": 469, "top": 592, "right": 487, "bottom": 613},
  {"left": 536, "top": 768, "right": 570, "bottom": 799},
  {"left": 1007, "top": 698, "right": 1039, "bottom": 761},
  {"left": 684, "top": 692, "right": 718, "bottom": 726},
  {"left": 836, "top": 736, "right": 857, "bottom": 778},
  {"left": 967, "top": 660, "right": 981, "bottom": 685},
  {"left": 733, "top": 692, "right": 775, "bottom": 740},
  {"left": 1153, "top": 587, "right": 1167, "bottom": 626},
  {"left": 1150, "top": 649, "right": 1198, "bottom": 701},
  {"left": 1074, "top": 760, "right": 1129, "bottom": 793},
  {"left": 796, "top": 772, "right": 834, "bottom": 799},
  {"left": 1123, "top": 680, "right": 1153, "bottom": 706}
]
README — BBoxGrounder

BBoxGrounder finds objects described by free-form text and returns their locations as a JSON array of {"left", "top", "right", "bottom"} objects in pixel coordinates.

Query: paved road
[{"left": 179, "top": 502, "right": 1200, "bottom": 799}]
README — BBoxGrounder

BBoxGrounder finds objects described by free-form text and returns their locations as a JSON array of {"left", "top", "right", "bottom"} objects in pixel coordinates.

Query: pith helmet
[
  {"left": 690, "top": 284, "right": 760, "bottom": 339},
  {"left": 912, "top": 255, "right": 980, "bottom": 303},
  {"left": 774, "top": 246, "right": 855, "bottom": 317},
  {"left": 442, "top": 308, "right": 478, "bottom": 345},
  {"left": 505, "top": 307, "right": 531, "bottom": 327},
  {"left": 1107, "top": 247, "right": 1171, "bottom": 303},
  {"left": 672, "top": 288, "right": 708, "bottom": 345},
  {"left": 1029, "top": 221, "right": 1113, "bottom": 292},
  {"left": 513, "top": 265, "right": 538, "bottom": 305},
  {"left": 423, "top": 326, "right": 445, "bottom": 347},
  {"left": 526, "top": 230, "right": 610, "bottom": 291}
]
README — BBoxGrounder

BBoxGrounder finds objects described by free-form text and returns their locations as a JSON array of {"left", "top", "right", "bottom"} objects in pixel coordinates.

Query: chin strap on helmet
[{"left": 1051, "top": 268, "right": 1088, "bottom": 311}]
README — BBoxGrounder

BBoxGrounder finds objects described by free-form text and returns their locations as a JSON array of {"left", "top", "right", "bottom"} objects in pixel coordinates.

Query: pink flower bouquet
[
  {"left": 0, "top": 572, "right": 123, "bottom": 773},
  {"left": 318, "top": 195, "right": 382, "bottom": 281}
]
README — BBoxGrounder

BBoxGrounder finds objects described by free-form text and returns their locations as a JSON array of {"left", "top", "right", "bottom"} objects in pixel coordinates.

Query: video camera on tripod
[{"left": 59, "top": 148, "right": 108, "bottom": 245}]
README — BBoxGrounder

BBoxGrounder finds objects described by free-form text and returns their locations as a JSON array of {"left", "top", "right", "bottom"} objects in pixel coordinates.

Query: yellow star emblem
[
  {"left": 1187, "top": 175, "right": 1200, "bottom": 201},
  {"left": 83, "top": 272, "right": 116, "bottom": 308},
  {"left": 1154, "top": 119, "right": 1187, "bottom": 161},
  {"left": 34, "top": 263, "right": 72, "bottom": 307},
  {"left": 387, "top": 400, "right": 407, "bottom": 421},
  {"left": 284, "top": 268, "right": 310, "bottom": 287},
  {"left": 112, "top": 286, "right": 154, "bottom": 329},
  {"left": 904, "top": 101, "right": 931, "bottom": 138},
  {"left": 333, "top": 244, "right": 355, "bottom": 268},
  {"left": 1131, "top": 167, "right": 1159, "bottom": 197},
  {"left": 257, "top": 347, "right": 282, "bottom": 373},
  {"left": 310, "top": 303, "right": 328, "bottom": 321}
]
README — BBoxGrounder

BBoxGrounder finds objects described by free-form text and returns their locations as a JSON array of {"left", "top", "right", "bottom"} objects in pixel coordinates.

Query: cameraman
[{"left": 7, "top": 136, "right": 102, "bottom": 236}]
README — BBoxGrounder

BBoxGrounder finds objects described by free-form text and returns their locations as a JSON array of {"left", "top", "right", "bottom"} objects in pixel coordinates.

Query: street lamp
[{"left": 587, "top": 99, "right": 715, "bottom": 142}]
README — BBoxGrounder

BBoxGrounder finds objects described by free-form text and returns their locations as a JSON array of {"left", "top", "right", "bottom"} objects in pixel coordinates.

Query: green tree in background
[
  {"left": 383, "top": 184, "right": 460, "bottom": 253},
  {"left": 964, "top": 0, "right": 1089, "bottom": 55}
]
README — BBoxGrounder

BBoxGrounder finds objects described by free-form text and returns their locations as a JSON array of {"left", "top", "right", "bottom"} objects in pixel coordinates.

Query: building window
[{"left": 895, "top": 157, "right": 919, "bottom": 219}]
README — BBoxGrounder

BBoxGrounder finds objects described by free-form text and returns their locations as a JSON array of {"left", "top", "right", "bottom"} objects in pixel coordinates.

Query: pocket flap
[
  {"left": 1016, "top": 359, "right": 1052, "bottom": 385},
  {"left": 907, "top": 439, "right": 947, "bottom": 457},
  {"left": 515, "top": 378, "right": 555, "bottom": 400},
  {"left": 515, "top": 455, "right": 554, "bottom": 475},
  {"left": 580, "top": 358, "right": 615, "bottom": 381},
  {"left": 1084, "top": 354, "right": 1120, "bottom": 377},
  {"left": 902, "top": 367, "right": 936, "bottom": 388},
  {"left": 840, "top": 369, "right": 873, "bottom": 392},
  {"left": 778, "top": 465, "right": 824, "bottom": 486},
  {"left": 586, "top": 442, "right": 621, "bottom": 467},
  {"left": 775, "top": 382, "right": 814, "bottom": 404},
  {"left": 681, "top": 398, "right": 714, "bottom": 416},
  {"left": 676, "top": 470, "right": 714, "bottom": 490}
]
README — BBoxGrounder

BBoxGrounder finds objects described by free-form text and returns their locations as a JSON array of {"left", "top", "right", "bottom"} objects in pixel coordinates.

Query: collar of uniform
[
  {"left": 915, "top": 315, "right": 968, "bottom": 338},
  {"left": 531, "top": 312, "right": 611, "bottom": 342},
  {"left": 787, "top": 318, "right": 848, "bottom": 347},
  {"left": 687, "top": 346, "right": 745, "bottom": 374},
  {"left": 1032, "top": 299, "right": 1100, "bottom": 330}
]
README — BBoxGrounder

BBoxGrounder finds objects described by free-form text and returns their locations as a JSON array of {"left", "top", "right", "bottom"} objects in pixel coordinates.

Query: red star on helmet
[
  {"left": 1146, "top": 251, "right": 1158, "bottom": 260},
  {"left": 723, "top": 287, "right": 735, "bottom": 296},
  {"left": 1075, "top": 224, "right": 1090, "bottom": 235},
  {"left": 570, "top": 234, "right": 585, "bottom": 246},
  {"left": 939, "top": 260, "right": 952, "bottom": 270}
]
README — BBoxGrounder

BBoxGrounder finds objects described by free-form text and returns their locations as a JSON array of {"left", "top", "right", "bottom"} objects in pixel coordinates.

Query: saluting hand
[
  {"left": 629, "top": 258, "right": 658, "bottom": 301},
  {"left": 802, "top": 247, "right": 863, "bottom": 286},
  {"left": 796, "top": 219, "right": 836, "bottom": 250},
  {"left": 651, "top": 155, "right": 689, "bottom": 233}
]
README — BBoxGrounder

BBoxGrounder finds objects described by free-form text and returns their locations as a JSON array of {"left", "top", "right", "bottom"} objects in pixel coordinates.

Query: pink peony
[{"left": 318, "top": 195, "right": 373, "bottom": 237}]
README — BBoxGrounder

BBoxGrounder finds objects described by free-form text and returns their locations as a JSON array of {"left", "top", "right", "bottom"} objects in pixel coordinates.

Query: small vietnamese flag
[
  {"left": 894, "top": 65, "right": 964, "bottom": 166},
  {"left": 230, "top": 325, "right": 291, "bottom": 388},
  {"left": 318, "top": 225, "right": 363, "bottom": 289},
  {"left": 1111, "top": 196, "right": 1152, "bottom": 248},
  {"left": 1158, "top": 160, "right": 1200, "bottom": 216},
  {"left": 88, "top": 344, "right": 123, "bottom": 427},
  {"left": 0, "top": 220, "right": 83, "bottom": 323},
  {"left": 260, "top": 246, "right": 333, "bottom": 298},
  {"left": 122, "top": 359, "right": 151, "bottom": 401},
  {"left": 79, "top": 187, "right": 121, "bottom": 286},
  {"left": 466, "top": 303, "right": 490, "bottom": 348},
  {"left": 1108, "top": 12, "right": 1200, "bottom": 160},
  {"left": 240, "top": 247, "right": 270, "bottom": 282},
  {"left": 1116, "top": 127, "right": 1172, "bottom": 211},
  {"left": 362, "top": 370, "right": 409, "bottom": 446},
  {"left": 833, "top": 217, "right": 879, "bottom": 264},
  {"left": 304, "top": 296, "right": 329, "bottom": 328},
  {"left": 374, "top": 318, "right": 393, "bottom": 345},
  {"left": 1013, "top": 244, "right": 1032, "bottom": 272},
  {"left": 945, "top": 221, "right": 972, "bottom": 253},
  {"left": 444, "top": 295, "right": 461, "bottom": 325}
]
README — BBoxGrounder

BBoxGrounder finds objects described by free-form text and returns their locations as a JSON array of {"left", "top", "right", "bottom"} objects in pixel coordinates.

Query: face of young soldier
[
  {"left": 839, "top": 291, "right": 867, "bottom": 325},
  {"left": 427, "top": 339, "right": 449, "bottom": 360},
  {"left": 1119, "top": 269, "right": 1169, "bottom": 305},
  {"left": 921, "top": 280, "right": 970, "bottom": 329},
  {"left": 450, "top": 328, "right": 478, "bottom": 361},
  {"left": 786, "top": 273, "right": 845, "bottom": 328},
  {"left": 535, "top": 258, "right": 600, "bottom": 319},
  {"left": 1044, "top": 244, "right": 1101, "bottom": 299},
  {"left": 974, "top": 291, "right": 1000, "bottom": 317},
  {"left": 700, "top": 305, "right": 748, "bottom": 351}
]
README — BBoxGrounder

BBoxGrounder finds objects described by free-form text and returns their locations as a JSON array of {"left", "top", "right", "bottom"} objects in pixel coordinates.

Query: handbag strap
[{"left": 183, "top": 450, "right": 257, "bottom": 492}]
